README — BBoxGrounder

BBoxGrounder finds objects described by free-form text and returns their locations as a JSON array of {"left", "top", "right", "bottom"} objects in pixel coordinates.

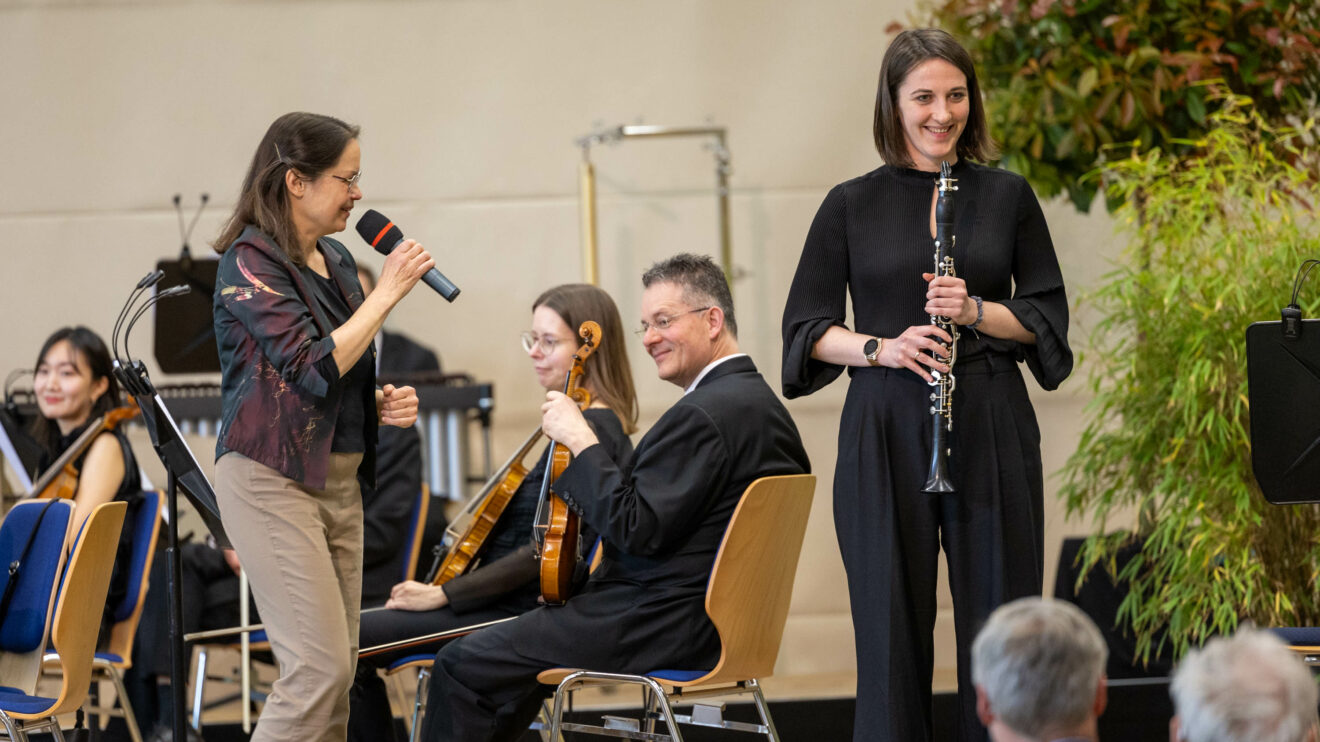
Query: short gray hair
[
  {"left": 1171, "top": 628, "right": 1318, "bottom": 742},
  {"left": 641, "top": 253, "right": 736, "bottom": 338},
  {"left": 971, "top": 597, "right": 1107, "bottom": 738}
]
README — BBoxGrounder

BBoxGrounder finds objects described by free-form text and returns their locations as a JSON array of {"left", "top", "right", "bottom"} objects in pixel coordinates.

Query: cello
[{"left": 533, "top": 320, "right": 601, "bottom": 604}]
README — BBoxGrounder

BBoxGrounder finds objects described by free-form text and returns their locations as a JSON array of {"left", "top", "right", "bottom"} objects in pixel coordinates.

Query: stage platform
[{"left": 169, "top": 669, "right": 1175, "bottom": 741}]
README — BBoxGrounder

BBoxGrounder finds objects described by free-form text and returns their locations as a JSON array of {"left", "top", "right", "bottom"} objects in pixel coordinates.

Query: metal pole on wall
[
  {"left": 575, "top": 124, "right": 733, "bottom": 284},
  {"left": 579, "top": 147, "right": 599, "bottom": 286}
]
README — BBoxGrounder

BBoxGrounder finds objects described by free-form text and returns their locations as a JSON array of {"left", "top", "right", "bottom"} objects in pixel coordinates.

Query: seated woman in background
[
  {"left": 29, "top": 326, "right": 144, "bottom": 641},
  {"left": 348, "top": 282, "right": 639, "bottom": 742}
]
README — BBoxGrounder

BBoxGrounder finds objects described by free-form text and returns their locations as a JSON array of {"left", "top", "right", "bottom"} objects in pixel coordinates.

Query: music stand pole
[
  {"left": 117, "top": 373, "right": 228, "bottom": 742},
  {"left": 165, "top": 470, "right": 188, "bottom": 742}
]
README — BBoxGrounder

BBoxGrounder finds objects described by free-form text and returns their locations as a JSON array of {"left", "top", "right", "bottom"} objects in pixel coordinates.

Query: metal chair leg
[
  {"left": 190, "top": 646, "right": 209, "bottom": 731},
  {"left": 534, "top": 699, "right": 565, "bottom": 742},
  {"left": 748, "top": 679, "right": 780, "bottom": 742},
  {"left": 105, "top": 666, "right": 144, "bottom": 742},
  {"left": 548, "top": 681, "right": 569, "bottom": 740},
  {"left": 642, "top": 685, "right": 658, "bottom": 735},
  {"left": 408, "top": 666, "right": 432, "bottom": 742}
]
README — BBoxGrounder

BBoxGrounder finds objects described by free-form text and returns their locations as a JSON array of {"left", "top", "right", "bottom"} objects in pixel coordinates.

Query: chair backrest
[
  {"left": 702, "top": 474, "right": 815, "bottom": 684},
  {"left": 37, "top": 501, "right": 126, "bottom": 719},
  {"left": 103, "top": 491, "right": 163, "bottom": 663},
  {"left": 0, "top": 499, "right": 75, "bottom": 692},
  {"left": 402, "top": 485, "right": 430, "bottom": 582}
]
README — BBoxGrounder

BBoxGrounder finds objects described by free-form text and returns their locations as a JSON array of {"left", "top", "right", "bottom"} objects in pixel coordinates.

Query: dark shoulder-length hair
[
  {"left": 533, "top": 284, "right": 640, "bottom": 435},
  {"left": 213, "top": 112, "right": 360, "bottom": 264},
  {"left": 873, "top": 28, "right": 998, "bottom": 167},
  {"left": 29, "top": 326, "right": 122, "bottom": 458}
]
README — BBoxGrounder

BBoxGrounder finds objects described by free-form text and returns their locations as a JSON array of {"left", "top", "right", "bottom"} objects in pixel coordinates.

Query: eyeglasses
[
  {"left": 520, "top": 332, "right": 569, "bottom": 355},
  {"left": 330, "top": 171, "right": 363, "bottom": 190},
  {"left": 636, "top": 307, "right": 711, "bottom": 336}
]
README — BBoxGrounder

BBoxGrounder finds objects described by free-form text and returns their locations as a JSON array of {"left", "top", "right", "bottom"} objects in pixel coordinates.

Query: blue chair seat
[
  {"left": 1271, "top": 627, "right": 1320, "bottom": 645},
  {"left": 94, "top": 651, "right": 126, "bottom": 664},
  {"left": 387, "top": 653, "right": 435, "bottom": 672},
  {"left": 644, "top": 669, "right": 708, "bottom": 683},
  {"left": 0, "top": 685, "right": 57, "bottom": 715}
]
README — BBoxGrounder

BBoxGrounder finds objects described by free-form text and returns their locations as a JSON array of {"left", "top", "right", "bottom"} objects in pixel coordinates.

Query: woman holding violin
[
  {"left": 347, "top": 283, "right": 637, "bottom": 742},
  {"left": 29, "top": 326, "right": 143, "bottom": 640}
]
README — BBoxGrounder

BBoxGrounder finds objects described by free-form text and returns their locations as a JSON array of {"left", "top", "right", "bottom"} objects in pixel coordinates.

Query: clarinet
[{"left": 922, "top": 161, "right": 958, "bottom": 494}]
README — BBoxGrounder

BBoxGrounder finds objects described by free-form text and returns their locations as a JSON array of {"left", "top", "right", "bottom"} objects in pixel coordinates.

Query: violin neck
[{"left": 26, "top": 413, "right": 107, "bottom": 498}]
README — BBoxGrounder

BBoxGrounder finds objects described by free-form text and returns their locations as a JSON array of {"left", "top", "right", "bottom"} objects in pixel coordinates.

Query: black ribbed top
[{"left": 781, "top": 160, "right": 1072, "bottom": 396}]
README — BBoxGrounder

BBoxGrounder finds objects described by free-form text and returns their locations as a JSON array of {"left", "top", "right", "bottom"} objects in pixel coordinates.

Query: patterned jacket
[{"left": 212, "top": 225, "right": 377, "bottom": 491}]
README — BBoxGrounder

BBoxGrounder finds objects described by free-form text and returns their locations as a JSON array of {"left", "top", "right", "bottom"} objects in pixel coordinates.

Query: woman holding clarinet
[{"left": 781, "top": 28, "right": 1073, "bottom": 742}]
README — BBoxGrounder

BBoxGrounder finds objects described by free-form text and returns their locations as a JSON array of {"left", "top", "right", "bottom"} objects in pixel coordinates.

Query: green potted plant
[{"left": 1061, "top": 94, "right": 1320, "bottom": 659}]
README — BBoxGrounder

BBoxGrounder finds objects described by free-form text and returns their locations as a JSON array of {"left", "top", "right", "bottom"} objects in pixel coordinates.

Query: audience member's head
[
  {"left": 1170, "top": 628, "right": 1318, "bottom": 742},
  {"left": 972, "top": 597, "right": 1108, "bottom": 742}
]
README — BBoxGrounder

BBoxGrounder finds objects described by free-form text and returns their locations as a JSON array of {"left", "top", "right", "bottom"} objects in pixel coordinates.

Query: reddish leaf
[{"left": 1121, "top": 90, "right": 1136, "bottom": 127}]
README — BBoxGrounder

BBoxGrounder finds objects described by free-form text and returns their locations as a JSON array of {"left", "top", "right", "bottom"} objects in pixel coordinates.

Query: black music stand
[
  {"left": 153, "top": 258, "right": 221, "bottom": 374},
  {"left": 1246, "top": 319, "right": 1320, "bottom": 504},
  {"left": 115, "top": 363, "right": 228, "bottom": 742}
]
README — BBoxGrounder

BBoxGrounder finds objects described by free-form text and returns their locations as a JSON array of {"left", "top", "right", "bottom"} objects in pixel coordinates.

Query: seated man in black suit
[{"left": 420, "top": 253, "right": 811, "bottom": 741}]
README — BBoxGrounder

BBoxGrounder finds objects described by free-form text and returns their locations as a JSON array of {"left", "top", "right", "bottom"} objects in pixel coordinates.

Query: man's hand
[{"left": 541, "top": 391, "right": 599, "bottom": 455}]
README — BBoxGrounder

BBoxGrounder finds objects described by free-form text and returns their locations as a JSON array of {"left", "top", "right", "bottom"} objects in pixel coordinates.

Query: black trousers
[
  {"left": 421, "top": 587, "right": 718, "bottom": 742},
  {"left": 835, "top": 362, "right": 1043, "bottom": 742},
  {"left": 348, "top": 603, "right": 522, "bottom": 742}
]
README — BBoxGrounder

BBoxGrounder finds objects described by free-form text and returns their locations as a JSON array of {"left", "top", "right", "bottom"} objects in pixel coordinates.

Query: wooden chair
[
  {"left": 0, "top": 501, "right": 127, "bottom": 741},
  {"left": 42, "top": 491, "right": 162, "bottom": 742},
  {"left": 537, "top": 474, "right": 817, "bottom": 741},
  {"left": 0, "top": 500, "right": 76, "bottom": 698}
]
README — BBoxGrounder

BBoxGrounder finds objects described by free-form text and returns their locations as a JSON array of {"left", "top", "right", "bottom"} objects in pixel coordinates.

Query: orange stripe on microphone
[{"left": 371, "top": 222, "right": 395, "bottom": 248}]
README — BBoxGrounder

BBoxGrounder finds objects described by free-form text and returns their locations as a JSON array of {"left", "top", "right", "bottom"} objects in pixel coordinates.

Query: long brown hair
[
  {"left": 213, "top": 112, "right": 360, "bottom": 263},
  {"left": 29, "top": 327, "right": 122, "bottom": 458},
  {"left": 873, "top": 28, "right": 998, "bottom": 167},
  {"left": 533, "top": 284, "right": 639, "bottom": 434}
]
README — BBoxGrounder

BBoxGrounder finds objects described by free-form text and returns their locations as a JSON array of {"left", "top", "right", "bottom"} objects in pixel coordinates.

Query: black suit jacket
[
  {"left": 512, "top": 355, "right": 810, "bottom": 672},
  {"left": 380, "top": 331, "right": 442, "bottom": 379},
  {"left": 361, "top": 330, "right": 441, "bottom": 606}
]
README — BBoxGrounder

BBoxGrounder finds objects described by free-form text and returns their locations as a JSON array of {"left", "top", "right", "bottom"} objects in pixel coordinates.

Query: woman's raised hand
[{"left": 377, "top": 239, "right": 434, "bottom": 304}]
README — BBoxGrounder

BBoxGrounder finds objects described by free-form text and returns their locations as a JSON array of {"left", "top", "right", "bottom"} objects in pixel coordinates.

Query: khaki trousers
[{"left": 215, "top": 452, "right": 364, "bottom": 742}]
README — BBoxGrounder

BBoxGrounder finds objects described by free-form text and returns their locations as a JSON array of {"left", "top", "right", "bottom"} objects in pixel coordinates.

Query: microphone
[{"left": 355, "top": 209, "right": 461, "bottom": 302}]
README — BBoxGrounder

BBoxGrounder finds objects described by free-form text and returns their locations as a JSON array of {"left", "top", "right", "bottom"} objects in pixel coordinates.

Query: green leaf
[{"left": 1079, "top": 67, "right": 1100, "bottom": 99}]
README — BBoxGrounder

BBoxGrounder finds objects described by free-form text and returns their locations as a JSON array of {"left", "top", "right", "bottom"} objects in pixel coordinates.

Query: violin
[
  {"left": 24, "top": 405, "right": 139, "bottom": 501},
  {"left": 425, "top": 427, "right": 545, "bottom": 586},
  {"left": 533, "top": 320, "right": 601, "bottom": 604}
]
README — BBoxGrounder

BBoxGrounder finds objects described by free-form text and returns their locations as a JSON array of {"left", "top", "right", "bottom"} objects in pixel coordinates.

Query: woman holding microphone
[{"left": 211, "top": 111, "right": 432, "bottom": 741}]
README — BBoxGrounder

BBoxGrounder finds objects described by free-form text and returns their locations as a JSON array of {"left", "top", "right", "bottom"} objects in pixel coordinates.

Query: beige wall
[{"left": 1, "top": 0, "right": 1121, "bottom": 689}]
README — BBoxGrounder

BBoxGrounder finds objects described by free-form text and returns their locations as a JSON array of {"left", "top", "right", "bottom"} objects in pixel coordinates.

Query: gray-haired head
[
  {"left": 641, "top": 253, "right": 736, "bottom": 338},
  {"left": 1171, "top": 628, "right": 1318, "bottom": 742},
  {"left": 971, "top": 597, "right": 1108, "bottom": 739}
]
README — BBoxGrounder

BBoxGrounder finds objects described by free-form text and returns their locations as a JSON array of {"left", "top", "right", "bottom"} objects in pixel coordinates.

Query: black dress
[{"left": 781, "top": 160, "right": 1071, "bottom": 742}]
